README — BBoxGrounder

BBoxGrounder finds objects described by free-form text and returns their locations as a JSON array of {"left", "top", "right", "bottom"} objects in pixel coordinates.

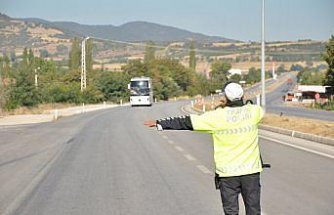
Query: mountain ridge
[{"left": 7, "top": 14, "right": 235, "bottom": 42}]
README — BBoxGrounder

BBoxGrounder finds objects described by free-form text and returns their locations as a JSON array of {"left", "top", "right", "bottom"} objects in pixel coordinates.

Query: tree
[
  {"left": 244, "top": 67, "right": 261, "bottom": 84},
  {"left": 210, "top": 60, "right": 231, "bottom": 91},
  {"left": 144, "top": 41, "right": 156, "bottom": 63},
  {"left": 230, "top": 74, "right": 242, "bottom": 83},
  {"left": 28, "top": 49, "right": 34, "bottom": 65},
  {"left": 85, "top": 38, "right": 93, "bottom": 73},
  {"left": 189, "top": 42, "right": 196, "bottom": 70},
  {"left": 323, "top": 35, "right": 334, "bottom": 86},
  {"left": 122, "top": 60, "right": 149, "bottom": 77},
  {"left": 22, "top": 48, "right": 28, "bottom": 65},
  {"left": 187, "top": 73, "right": 210, "bottom": 96},
  {"left": 85, "top": 38, "right": 95, "bottom": 87},
  {"left": 276, "top": 64, "right": 287, "bottom": 75},
  {"left": 6, "top": 50, "right": 40, "bottom": 109},
  {"left": 96, "top": 72, "right": 130, "bottom": 103},
  {"left": 151, "top": 58, "right": 194, "bottom": 92},
  {"left": 0, "top": 56, "right": 4, "bottom": 111},
  {"left": 39, "top": 49, "right": 49, "bottom": 58},
  {"left": 10, "top": 51, "right": 16, "bottom": 62},
  {"left": 56, "top": 44, "right": 68, "bottom": 54},
  {"left": 298, "top": 69, "right": 325, "bottom": 85},
  {"left": 1, "top": 55, "right": 11, "bottom": 81},
  {"left": 290, "top": 64, "right": 304, "bottom": 72},
  {"left": 69, "top": 38, "right": 81, "bottom": 71}
]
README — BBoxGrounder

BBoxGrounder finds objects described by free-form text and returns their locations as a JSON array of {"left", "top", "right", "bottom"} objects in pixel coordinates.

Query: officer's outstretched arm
[{"left": 156, "top": 116, "right": 194, "bottom": 130}]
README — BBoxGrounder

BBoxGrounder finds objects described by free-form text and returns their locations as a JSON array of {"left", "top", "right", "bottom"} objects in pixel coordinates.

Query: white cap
[{"left": 224, "top": 83, "right": 244, "bottom": 101}]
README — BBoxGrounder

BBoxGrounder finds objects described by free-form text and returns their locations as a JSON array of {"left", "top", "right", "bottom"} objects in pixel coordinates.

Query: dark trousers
[{"left": 218, "top": 173, "right": 261, "bottom": 215}]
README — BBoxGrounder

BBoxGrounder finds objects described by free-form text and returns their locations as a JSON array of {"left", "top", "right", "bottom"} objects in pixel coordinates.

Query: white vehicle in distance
[{"left": 128, "top": 77, "right": 153, "bottom": 106}]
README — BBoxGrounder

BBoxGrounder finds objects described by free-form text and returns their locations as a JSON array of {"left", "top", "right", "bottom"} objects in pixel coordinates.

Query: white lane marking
[
  {"left": 168, "top": 140, "right": 175, "bottom": 145},
  {"left": 180, "top": 106, "right": 186, "bottom": 113},
  {"left": 260, "top": 135, "right": 334, "bottom": 160},
  {"left": 0, "top": 128, "right": 22, "bottom": 131},
  {"left": 197, "top": 165, "right": 212, "bottom": 175},
  {"left": 162, "top": 135, "right": 168, "bottom": 139},
  {"left": 184, "top": 154, "right": 196, "bottom": 161},
  {"left": 174, "top": 146, "right": 184, "bottom": 152}
]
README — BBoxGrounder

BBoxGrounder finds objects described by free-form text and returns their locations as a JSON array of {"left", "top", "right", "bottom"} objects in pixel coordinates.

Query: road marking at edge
[
  {"left": 180, "top": 106, "right": 186, "bottom": 113},
  {"left": 197, "top": 165, "right": 212, "bottom": 175},
  {"left": 174, "top": 146, "right": 184, "bottom": 152},
  {"left": 168, "top": 140, "right": 175, "bottom": 145},
  {"left": 184, "top": 154, "right": 196, "bottom": 161},
  {"left": 260, "top": 135, "right": 334, "bottom": 160}
]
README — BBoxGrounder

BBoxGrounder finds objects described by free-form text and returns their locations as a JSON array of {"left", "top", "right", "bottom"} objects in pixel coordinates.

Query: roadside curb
[
  {"left": 259, "top": 124, "right": 334, "bottom": 146},
  {"left": 0, "top": 104, "right": 123, "bottom": 127},
  {"left": 186, "top": 104, "right": 334, "bottom": 147}
]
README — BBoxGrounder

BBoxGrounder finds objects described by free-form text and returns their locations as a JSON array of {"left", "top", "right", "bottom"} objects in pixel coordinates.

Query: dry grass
[
  {"left": 267, "top": 41, "right": 320, "bottom": 47},
  {"left": 92, "top": 63, "right": 126, "bottom": 71},
  {"left": 27, "top": 26, "right": 63, "bottom": 37},
  {"left": 212, "top": 42, "right": 251, "bottom": 47},
  {"left": 180, "top": 60, "right": 325, "bottom": 74},
  {"left": 230, "top": 61, "right": 325, "bottom": 71},
  {"left": 262, "top": 114, "right": 334, "bottom": 139}
]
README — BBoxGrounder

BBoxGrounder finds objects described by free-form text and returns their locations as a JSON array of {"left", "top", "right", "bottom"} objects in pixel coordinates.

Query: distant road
[
  {"left": 1, "top": 101, "right": 334, "bottom": 215},
  {"left": 265, "top": 73, "right": 334, "bottom": 121},
  {"left": 246, "top": 73, "right": 334, "bottom": 121}
]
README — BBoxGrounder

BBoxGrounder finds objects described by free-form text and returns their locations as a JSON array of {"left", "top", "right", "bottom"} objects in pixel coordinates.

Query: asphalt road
[
  {"left": 265, "top": 74, "right": 334, "bottom": 121},
  {"left": 1, "top": 102, "right": 334, "bottom": 215},
  {"left": 247, "top": 73, "right": 334, "bottom": 122}
]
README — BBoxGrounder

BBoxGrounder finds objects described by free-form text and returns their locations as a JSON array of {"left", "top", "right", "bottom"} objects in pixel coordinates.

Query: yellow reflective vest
[{"left": 190, "top": 104, "right": 264, "bottom": 177}]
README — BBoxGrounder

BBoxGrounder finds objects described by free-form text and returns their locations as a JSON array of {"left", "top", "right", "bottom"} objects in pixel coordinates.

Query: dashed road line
[
  {"left": 159, "top": 134, "right": 212, "bottom": 177},
  {"left": 180, "top": 106, "right": 187, "bottom": 114},
  {"left": 167, "top": 140, "right": 175, "bottom": 145},
  {"left": 260, "top": 135, "right": 334, "bottom": 160},
  {"left": 196, "top": 165, "right": 212, "bottom": 175},
  {"left": 0, "top": 127, "right": 22, "bottom": 132},
  {"left": 174, "top": 146, "right": 184, "bottom": 152},
  {"left": 183, "top": 154, "right": 196, "bottom": 161}
]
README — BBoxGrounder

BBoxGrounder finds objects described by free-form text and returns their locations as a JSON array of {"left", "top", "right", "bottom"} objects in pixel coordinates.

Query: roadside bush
[
  {"left": 314, "top": 100, "right": 334, "bottom": 111},
  {"left": 41, "top": 84, "right": 83, "bottom": 104}
]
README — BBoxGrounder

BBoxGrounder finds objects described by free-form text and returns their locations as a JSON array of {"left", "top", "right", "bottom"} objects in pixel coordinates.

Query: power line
[{"left": 89, "top": 36, "right": 238, "bottom": 55}]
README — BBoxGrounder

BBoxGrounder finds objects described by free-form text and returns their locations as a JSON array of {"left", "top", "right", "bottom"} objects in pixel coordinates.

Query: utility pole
[
  {"left": 81, "top": 37, "right": 89, "bottom": 92},
  {"left": 261, "top": 0, "right": 266, "bottom": 111}
]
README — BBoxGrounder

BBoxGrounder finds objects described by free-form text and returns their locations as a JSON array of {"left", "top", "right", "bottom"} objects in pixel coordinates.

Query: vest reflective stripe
[
  {"left": 215, "top": 125, "right": 257, "bottom": 135},
  {"left": 190, "top": 104, "right": 264, "bottom": 177}
]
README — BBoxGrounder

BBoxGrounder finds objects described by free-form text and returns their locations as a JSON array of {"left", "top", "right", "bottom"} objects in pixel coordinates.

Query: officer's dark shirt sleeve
[{"left": 156, "top": 116, "right": 194, "bottom": 130}]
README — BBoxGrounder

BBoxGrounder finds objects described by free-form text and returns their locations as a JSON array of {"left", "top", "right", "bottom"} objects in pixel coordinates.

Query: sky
[{"left": 1, "top": 0, "right": 333, "bottom": 42}]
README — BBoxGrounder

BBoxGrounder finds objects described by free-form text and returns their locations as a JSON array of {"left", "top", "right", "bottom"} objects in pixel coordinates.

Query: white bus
[{"left": 128, "top": 77, "right": 153, "bottom": 106}]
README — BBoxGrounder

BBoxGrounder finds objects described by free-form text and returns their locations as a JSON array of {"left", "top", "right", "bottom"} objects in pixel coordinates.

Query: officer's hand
[
  {"left": 215, "top": 96, "right": 227, "bottom": 109},
  {"left": 144, "top": 120, "right": 157, "bottom": 127},
  {"left": 219, "top": 96, "right": 227, "bottom": 106}
]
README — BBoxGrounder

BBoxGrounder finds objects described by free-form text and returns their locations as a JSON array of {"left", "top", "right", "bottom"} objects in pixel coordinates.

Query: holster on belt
[{"left": 214, "top": 173, "right": 220, "bottom": 190}]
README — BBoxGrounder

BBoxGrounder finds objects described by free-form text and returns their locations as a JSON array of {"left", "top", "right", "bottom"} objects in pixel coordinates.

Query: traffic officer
[{"left": 145, "top": 82, "right": 264, "bottom": 215}]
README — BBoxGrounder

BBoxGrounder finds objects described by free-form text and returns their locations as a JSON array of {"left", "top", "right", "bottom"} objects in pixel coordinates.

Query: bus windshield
[
  {"left": 130, "top": 81, "right": 150, "bottom": 96},
  {"left": 130, "top": 81, "right": 149, "bottom": 89}
]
